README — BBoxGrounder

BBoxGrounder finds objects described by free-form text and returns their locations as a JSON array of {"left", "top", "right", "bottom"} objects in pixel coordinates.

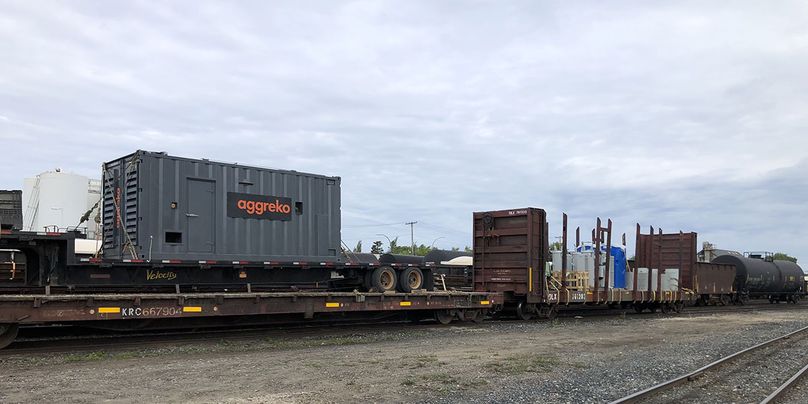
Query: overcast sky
[{"left": 1, "top": 1, "right": 806, "bottom": 264}]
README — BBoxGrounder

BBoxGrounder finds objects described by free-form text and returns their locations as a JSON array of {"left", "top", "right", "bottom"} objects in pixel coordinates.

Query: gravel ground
[
  {"left": 449, "top": 310, "right": 808, "bottom": 404},
  {"left": 639, "top": 326, "right": 808, "bottom": 404},
  {"left": 0, "top": 306, "right": 807, "bottom": 403},
  {"left": 778, "top": 369, "right": 808, "bottom": 404}
]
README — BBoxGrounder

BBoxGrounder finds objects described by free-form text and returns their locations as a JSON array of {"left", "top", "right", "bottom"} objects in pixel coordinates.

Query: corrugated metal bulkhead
[
  {"left": 472, "top": 207, "right": 547, "bottom": 302},
  {"left": 102, "top": 151, "right": 341, "bottom": 262}
]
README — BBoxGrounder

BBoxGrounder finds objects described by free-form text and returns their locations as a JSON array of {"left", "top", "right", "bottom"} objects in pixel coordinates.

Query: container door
[{"left": 187, "top": 179, "right": 215, "bottom": 253}]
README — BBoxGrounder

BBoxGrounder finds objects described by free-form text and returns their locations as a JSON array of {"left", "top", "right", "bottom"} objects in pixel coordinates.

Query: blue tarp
[{"left": 575, "top": 244, "right": 627, "bottom": 288}]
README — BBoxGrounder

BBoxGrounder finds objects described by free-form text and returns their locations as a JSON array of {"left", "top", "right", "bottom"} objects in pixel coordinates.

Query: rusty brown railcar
[
  {"left": 635, "top": 232, "right": 698, "bottom": 290},
  {"left": 692, "top": 262, "right": 736, "bottom": 304},
  {"left": 636, "top": 231, "right": 737, "bottom": 304},
  {"left": 473, "top": 208, "right": 554, "bottom": 319}
]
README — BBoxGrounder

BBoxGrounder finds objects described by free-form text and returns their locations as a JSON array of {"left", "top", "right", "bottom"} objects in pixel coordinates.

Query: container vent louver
[
  {"left": 102, "top": 156, "right": 139, "bottom": 256},
  {"left": 123, "top": 162, "right": 139, "bottom": 249}
]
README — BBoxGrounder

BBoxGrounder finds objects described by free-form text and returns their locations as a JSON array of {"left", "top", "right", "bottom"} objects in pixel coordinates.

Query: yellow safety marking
[
  {"left": 399, "top": 301, "right": 412, "bottom": 307},
  {"left": 529, "top": 267, "right": 533, "bottom": 292},
  {"left": 98, "top": 307, "right": 120, "bottom": 314},
  {"left": 182, "top": 306, "right": 202, "bottom": 313},
  {"left": 480, "top": 300, "right": 490, "bottom": 305},
  {"left": 325, "top": 302, "right": 340, "bottom": 308}
]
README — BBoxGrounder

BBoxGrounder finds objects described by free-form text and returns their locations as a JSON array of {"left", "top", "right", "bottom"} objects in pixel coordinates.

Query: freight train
[
  {"left": 712, "top": 253, "right": 803, "bottom": 303},
  {"left": 0, "top": 150, "right": 803, "bottom": 348}
]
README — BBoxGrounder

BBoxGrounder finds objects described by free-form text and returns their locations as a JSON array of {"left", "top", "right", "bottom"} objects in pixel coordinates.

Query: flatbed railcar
[{"left": 0, "top": 228, "right": 497, "bottom": 348}]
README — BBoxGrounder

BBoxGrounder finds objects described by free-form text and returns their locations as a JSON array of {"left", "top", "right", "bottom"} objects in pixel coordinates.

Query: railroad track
[
  {"left": 760, "top": 363, "right": 808, "bottom": 404},
  {"left": 611, "top": 324, "right": 808, "bottom": 404}
]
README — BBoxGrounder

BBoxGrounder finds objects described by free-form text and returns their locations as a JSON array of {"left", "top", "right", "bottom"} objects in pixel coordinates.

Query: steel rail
[
  {"left": 759, "top": 362, "right": 808, "bottom": 404},
  {"left": 610, "top": 324, "right": 808, "bottom": 404}
]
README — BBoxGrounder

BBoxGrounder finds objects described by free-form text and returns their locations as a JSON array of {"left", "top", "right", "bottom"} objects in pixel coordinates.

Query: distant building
[
  {"left": 22, "top": 170, "right": 101, "bottom": 238},
  {"left": 697, "top": 242, "right": 742, "bottom": 262}
]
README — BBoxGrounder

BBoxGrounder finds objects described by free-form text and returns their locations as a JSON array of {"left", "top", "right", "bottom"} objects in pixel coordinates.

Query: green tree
[
  {"left": 353, "top": 240, "right": 362, "bottom": 253},
  {"left": 387, "top": 237, "right": 436, "bottom": 256},
  {"left": 412, "top": 244, "right": 431, "bottom": 256},
  {"left": 773, "top": 252, "right": 798, "bottom": 263},
  {"left": 370, "top": 240, "right": 384, "bottom": 254},
  {"left": 390, "top": 237, "right": 414, "bottom": 255}
]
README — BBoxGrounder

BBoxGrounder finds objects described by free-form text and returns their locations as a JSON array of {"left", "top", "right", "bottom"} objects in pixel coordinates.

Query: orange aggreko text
[{"left": 237, "top": 199, "right": 292, "bottom": 215}]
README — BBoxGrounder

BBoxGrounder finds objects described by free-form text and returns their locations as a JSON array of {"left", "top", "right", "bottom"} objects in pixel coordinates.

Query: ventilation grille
[{"left": 103, "top": 156, "right": 139, "bottom": 255}]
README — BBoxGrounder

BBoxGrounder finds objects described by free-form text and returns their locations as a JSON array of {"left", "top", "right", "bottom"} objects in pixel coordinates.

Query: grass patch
[
  {"left": 263, "top": 333, "right": 399, "bottom": 350},
  {"left": 488, "top": 354, "right": 560, "bottom": 375},
  {"left": 399, "top": 372, "right": 482, "bottom": 393},
  {"left": 408, "top": 354, "right": 439, "bottom": 369},
  {"left": 64, "top": 351, "right": 108, "bottom": 362}
]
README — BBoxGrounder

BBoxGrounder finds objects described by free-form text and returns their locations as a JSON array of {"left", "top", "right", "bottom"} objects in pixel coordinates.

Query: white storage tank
[
  {"left": 636, "top": 268, "right": 659, "bottom": 291},
  {"left": 551, "top": 250, "right": 573, "bottom": 273},
  {"left": 572, "top": 252, "right": 586, "bottom": 273},
  {"left": 22, "top": 170, "right": 101, "bottom": 238},
  {"left": 597, "top": 256, "right": 616, "bottom": 289},
  {"left": 552, "top": 250, "right": 562, "bottom": 272},
  {"left": 661, "top": 268, "right": 680, "bottom": 291}
]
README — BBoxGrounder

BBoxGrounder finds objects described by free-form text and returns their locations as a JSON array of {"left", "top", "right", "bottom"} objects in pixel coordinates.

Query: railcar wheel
[
  {"left": 634, "top": 303, "right": 645, "bottom": 313},
  {"left": 660, "top": 304, "right": 669, "bottom": 314},
  {"left": 544, "top": 305, "right": 558, "bottom": 320},
  {"left": 363, "top": 270, "right": 373, "bottom": 291},
  {"left": 371, "top": 267, "right": 397, "bottom": 292},
  {"left": 463, "top": 309, "right": 485, "bottom": 324},
  {"left": 435, "top": 310, "right": 454, "bottom": 325},
  {"left": 0, "top": 324, "right": 19, "bottom": 349},
  {"left": 674, "top": 302, "right": 684, "bottom": 313},
  {"left": 398, "top": 267, "right": 424, "bottom": 293},
  {"left": 516, "top": 302, "right": 533, "bottom": 321}
]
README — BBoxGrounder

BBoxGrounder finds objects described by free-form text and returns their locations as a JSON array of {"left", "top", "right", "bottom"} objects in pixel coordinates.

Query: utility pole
[{"left": 405, "top": 221, "right": 417, "bottom": 255}]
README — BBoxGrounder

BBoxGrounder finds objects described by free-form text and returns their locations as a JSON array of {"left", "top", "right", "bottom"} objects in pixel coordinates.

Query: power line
[{"left": 343, "top": 222, "right": 404, "bottom": 229}]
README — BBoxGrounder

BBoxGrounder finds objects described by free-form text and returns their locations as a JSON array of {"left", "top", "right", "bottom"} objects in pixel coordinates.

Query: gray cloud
[{"left": 1, "top": 1, "right": 806, "bottom": 262}]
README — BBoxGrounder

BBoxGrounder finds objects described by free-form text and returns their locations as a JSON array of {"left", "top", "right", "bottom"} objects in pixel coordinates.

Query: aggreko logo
[
  {"left": 237, "top": 199, "right": 291, "bottom": 215},
  {"left": 227, "top": 192, "right": 292, "bottom": 221}
]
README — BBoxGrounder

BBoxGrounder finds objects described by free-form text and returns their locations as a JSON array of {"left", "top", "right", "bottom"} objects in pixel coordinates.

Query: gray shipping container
[
  {"left": 102, "top": 151, "right": 341, "bottom": 262},
  {"left": 0, "top": 190, "right": 23, "bottom": 230}
]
